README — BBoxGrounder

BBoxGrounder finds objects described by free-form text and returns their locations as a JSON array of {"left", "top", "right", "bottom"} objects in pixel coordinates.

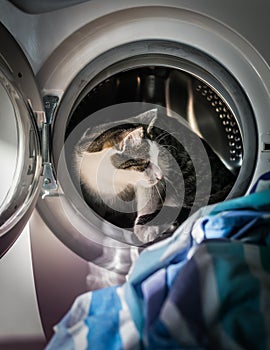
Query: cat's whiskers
[
  {"left": 154, "top": 182, "right": 164, "bottom": 205},
  {"left": 163, "top": 176, "right": 175, "bottom": 190}
]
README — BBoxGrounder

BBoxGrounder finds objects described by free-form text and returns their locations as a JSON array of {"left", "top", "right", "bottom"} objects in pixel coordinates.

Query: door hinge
[{"left": 40, "top": 95, "right": 59, "bottom": 197}]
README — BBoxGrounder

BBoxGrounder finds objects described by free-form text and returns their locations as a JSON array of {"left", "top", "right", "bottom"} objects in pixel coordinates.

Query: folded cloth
[{"left": 46, "top": 172, "right": 270, "bottom": 350}]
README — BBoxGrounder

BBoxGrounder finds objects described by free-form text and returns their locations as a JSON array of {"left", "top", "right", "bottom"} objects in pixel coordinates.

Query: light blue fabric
[
  {"left": 209, "top": 189, "right": 270, "bottom": 215},
  {"left": 199, "top": 210, "right": 270, "bottom": 239}
]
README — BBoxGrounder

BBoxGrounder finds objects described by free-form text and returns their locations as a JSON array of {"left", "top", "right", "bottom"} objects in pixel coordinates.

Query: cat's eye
[
  {"left": 120, "top": 159, "right": 149, "bottom": 171},
  {"left": 136, "top": 159, "right": 150, "bottom": 170}
]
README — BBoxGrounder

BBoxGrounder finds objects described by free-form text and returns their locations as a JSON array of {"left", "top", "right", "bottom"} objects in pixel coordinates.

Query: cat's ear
[
  {"left": 146, "top": 114, "right": 157, "bottom": 135},
  {"left": 132, "top": 109, "right": 158, "bottom": 130},
  {"left": 138, "top": 109, "right": 158, "bottom": 135},
  {"left": 117, "top": 127, "right": 144, "bottom": 151}
]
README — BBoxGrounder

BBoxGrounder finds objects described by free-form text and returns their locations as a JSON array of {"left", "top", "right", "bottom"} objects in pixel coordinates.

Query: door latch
[{"left": 41, "top": 95, "right": 59, "bottom": 197}]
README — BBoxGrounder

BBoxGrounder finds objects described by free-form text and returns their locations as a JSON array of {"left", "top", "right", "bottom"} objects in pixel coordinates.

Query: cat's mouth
[{"left": 148, "top": 178, "right": 160, "bottom": 186}]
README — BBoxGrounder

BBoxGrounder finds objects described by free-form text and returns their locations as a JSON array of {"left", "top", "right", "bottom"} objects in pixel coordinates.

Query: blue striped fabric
[
  {"left": 46, "top": 173, "right": 270, "bottom": 350},
  {"left": 85, "top": 287, "right": 123, "bottom": 349}
]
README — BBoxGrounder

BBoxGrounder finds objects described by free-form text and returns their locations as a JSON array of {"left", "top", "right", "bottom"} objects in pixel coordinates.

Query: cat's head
[
  {"left": 75, "top": 109, "right": 180, "bottom": 206},
  {"left": 109, "top": 126, "right": 164, "bottom": 188}
]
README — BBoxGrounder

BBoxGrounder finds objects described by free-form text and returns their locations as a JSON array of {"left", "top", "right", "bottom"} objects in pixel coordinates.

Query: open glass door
[{"left": 0, "top": 24, "right": 43, "bottom": 256}]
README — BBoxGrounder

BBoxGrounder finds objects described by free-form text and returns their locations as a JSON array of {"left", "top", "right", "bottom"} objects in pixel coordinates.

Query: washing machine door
[{"left": 0, "top": 23, "right": 43, "bottom": 257}]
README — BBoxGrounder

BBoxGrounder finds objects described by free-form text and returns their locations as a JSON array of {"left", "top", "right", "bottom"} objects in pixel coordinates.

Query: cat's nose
[
  {"left": 155, "top": 173, "right": 164, "bottom": 181},
  {"left": 151, "top": 164, "right": 163, "bottom": 181},
  {"left": 153, "top": 169, "right": 163, "bottom": 180}
]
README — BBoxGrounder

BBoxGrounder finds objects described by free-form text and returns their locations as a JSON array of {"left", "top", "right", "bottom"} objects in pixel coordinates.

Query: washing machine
[{"left": 0, "top": 0, "right": 270, "bottom": 348}]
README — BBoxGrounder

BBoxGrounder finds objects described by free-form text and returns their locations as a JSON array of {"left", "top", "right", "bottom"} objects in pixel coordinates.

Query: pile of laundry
[{"left": 46, "top": 172, "right": 270, "bottom": 350}]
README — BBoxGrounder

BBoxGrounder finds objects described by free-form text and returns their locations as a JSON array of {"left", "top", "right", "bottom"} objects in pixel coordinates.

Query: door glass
[
  {"left": 0, "top": 82, "right": 18, "bottom": 207},
  {"left": 0, "top": 68, "right": 42, "bottom": 236}
]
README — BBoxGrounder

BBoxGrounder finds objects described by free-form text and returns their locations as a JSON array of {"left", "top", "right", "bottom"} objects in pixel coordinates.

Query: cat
[{"left": 73, "top": 108, "right": 236, "bottom": 245}]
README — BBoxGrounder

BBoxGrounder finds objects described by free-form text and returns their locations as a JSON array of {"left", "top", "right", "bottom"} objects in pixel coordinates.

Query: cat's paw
[{"left": 134, "top": 224, "right": 163, "bottom": 244}]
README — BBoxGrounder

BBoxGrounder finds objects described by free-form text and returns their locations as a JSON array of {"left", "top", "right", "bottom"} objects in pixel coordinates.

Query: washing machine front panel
[{"left": 0, "top": 23, "right": 43, "bottom": 256}]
